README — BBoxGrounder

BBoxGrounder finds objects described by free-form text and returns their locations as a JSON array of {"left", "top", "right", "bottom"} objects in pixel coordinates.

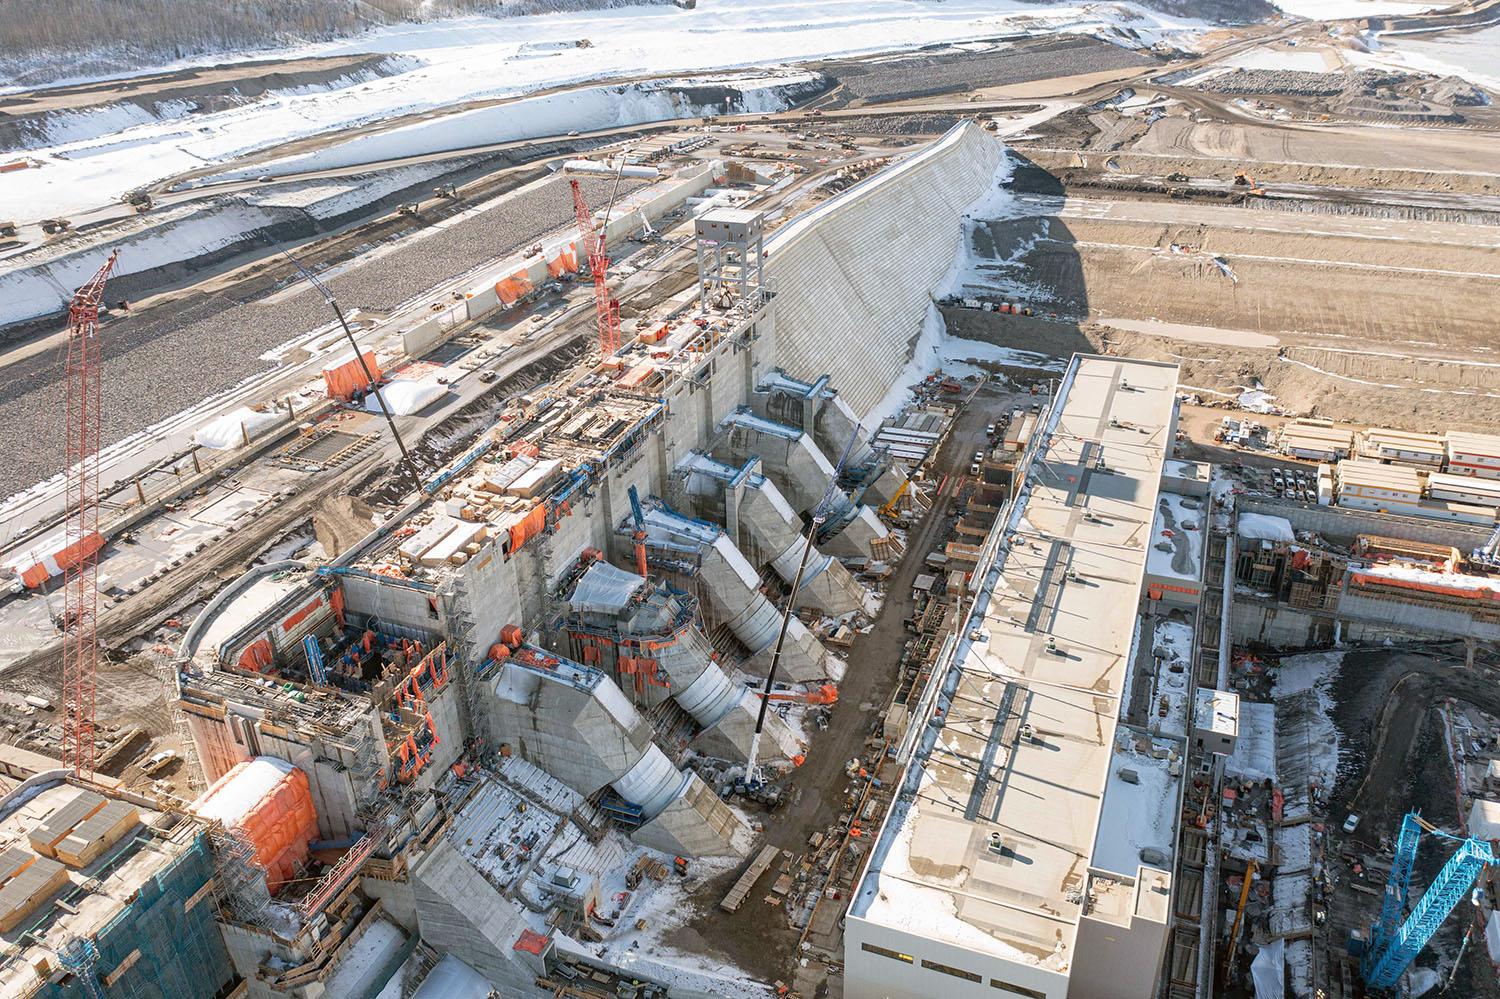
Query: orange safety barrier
[
  {"left": 15, "top": 530, "right": 106, "bottom": 589},
  {"left": 1351, "top": 571, "right": 1500, "bottom": 602},
  {"left": 238, "top": 638, "right": 273, "bottom": 673},
  {"left": 329, "top": 586, "right": 346, "bottom": 629},
  {"left": 322, "top": 351, "right": 381, "bottom": 402},
  {"left": 508, "top": 503, "right": 547, "bottom": 553},
  {"left": 193, "top": 758, "right": 318, "bottom": 891}
]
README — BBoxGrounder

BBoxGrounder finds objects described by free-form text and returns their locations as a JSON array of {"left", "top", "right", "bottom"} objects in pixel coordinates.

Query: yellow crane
[
  {"left": 878, "top": 478, "right": 911, "bottom": 519},
  {"left": 1223, "top": 859, "right": 1259, "bottom": 984}
]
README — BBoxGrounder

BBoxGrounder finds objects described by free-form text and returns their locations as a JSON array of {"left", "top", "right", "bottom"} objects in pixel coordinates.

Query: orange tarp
[
  {"left": 322, "top": 351, "right": 380, "bottom": 401},
  {"left": 508, "top": 503, "right": 547, "bottom": 553},
  {"left": 238, "top": 638, "right": 273, "bottom": 672},
  {"left": 495, "top": 270, "right": 535, "bottom": 306},
  {"left": 546, "top": 243, "right": 579, "bottom": 277},
  {"left": 193, "top": 758, "right": 319, "bottom": 891}
]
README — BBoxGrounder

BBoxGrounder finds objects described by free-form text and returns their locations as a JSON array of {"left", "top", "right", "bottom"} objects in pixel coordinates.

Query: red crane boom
[
  {"left": 570, "top": 179, "right": 621, "bottom": 357},
  {"left": 62, "top": 250, "right": 117, "bottom": 779}
]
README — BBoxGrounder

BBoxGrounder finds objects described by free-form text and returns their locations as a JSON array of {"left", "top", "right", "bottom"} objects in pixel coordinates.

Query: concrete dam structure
[
  {"left": 561, "top": 559, "right": 800, "bottom": 763},
  {"left": 765, "top": 121, "right": 1006, "bottom": 418},
  {"left": 481, "top": 642, "right": 748, "bottom": 858},
  {"left": 632, "top": 502, "right": 834, "bottom": 683},
  {"left": 676, "top": 451, "right": 872, "bottom": 617},
  {"left": 716, "top": 407, "right": 889, "bottom": 558}
]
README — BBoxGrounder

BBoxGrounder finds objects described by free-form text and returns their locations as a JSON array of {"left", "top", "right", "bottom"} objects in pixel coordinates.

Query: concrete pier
[
  {"left": 633, "top": 503, "right": 834, "bottom": 683},
  {"left": 716, "top": 408, "right": 889, "bottom": 558}
]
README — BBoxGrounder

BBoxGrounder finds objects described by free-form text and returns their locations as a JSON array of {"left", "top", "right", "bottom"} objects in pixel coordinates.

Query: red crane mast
[
  {"left": 62, "top": 250, "right": 117, "bottom": 779},
  {"left": 570, "top": 178, "right": 621, "bottom": 357}
]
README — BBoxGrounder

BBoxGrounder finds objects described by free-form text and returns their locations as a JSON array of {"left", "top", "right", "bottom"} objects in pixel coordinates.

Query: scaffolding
[{"left": 208, "top": 823, "right": 272, "bottom": 927}]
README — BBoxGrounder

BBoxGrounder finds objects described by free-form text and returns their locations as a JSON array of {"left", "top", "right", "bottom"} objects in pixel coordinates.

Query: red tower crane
[
  {"left": 62, "top": 250, "right": 117, "bottom": 779},
  {"left": 570, "top": 178, "right": 621, "bottom": 357}
]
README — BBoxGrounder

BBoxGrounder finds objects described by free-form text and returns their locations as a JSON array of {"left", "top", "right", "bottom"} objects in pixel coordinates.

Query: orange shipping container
[
  {"left": 193, "top": 757, "right": 319, "bottom": 891},
  {"left": 322, "top": 351, "right": 381, "bottom": 401}
]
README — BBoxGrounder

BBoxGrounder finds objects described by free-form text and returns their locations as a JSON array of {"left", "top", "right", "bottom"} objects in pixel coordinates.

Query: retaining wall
[{"left": 765, "top": 122, "right": 1005, "bottom": 418}]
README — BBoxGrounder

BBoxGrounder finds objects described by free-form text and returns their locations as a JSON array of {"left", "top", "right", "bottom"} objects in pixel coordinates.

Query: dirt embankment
[
  {"left": 1019, "top": 146, "right": 1500, "bottom": 196},
  {"left": 941, "top": 308, "right": 1500, "bottom": 431}
]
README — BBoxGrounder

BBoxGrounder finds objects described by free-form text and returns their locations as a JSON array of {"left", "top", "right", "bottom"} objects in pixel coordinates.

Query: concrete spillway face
[
  {"left": 485, "top": 652, "right": 748, "bottom": 858},
  {"left": 727, "top": 411, "right": 886, "bottom": 559},
  {"left": 486, "top": 655, "right": 657, "bottom": 800},
  {"left": 819, "top": 394, "right": 907, "bottom": 507},
  {"left": 642, "top": 615, "right": 798, "bottom": 765},
  {"left": 705, "top": 535, "right": 831, "bottom": 684},
  {"left": 746, "top": 479, "right": 873, "bottom": 618}
]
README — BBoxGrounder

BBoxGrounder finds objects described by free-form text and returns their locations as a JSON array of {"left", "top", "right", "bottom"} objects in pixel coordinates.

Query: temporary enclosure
[
  {"left": 322, "top": 351, "right": 381, "bottom": 401},
  {"left": 364, "top": 378, "right": 447, "bottom": 416},
  {"left": 192, "top": 756, "right": 318, "bottom": 890}
]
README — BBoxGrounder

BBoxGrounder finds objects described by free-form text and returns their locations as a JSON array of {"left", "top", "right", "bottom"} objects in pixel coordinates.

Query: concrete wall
[
  {"left": 1239, "top": 497, "right": 1488, "bottom": 549},
  {"left": 765, "top": 123, "right": 1005, "bottom": 417},
  {"left": 843, "top": 914, "right": 1068, "bottom": 999}
]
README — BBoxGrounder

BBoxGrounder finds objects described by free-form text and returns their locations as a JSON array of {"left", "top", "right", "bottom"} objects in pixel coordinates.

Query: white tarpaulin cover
[
  {"left": 411, "top": 954, "right": 493, "bottom": 999},
  {"left": 1238, "top": 512, "right": 1295, "bottom": 543},
  {"left": 1251, "top": 939, "right": 1285, "bottom": 999},
  {"left": 571, "top": 560, "right": 645, "bottom": 615},
  {"left": 194, "top": 406, "right": 281, "bottom": 450},
  {"left": 365, "top": 378, "right": 446, "bottom": 416},
  {"left": 193, "top": 756, "right": 293, "bottom": 824}
]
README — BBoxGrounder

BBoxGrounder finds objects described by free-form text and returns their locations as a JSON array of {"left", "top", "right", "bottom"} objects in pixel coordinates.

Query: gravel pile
[
  {"left": 831, "top": 37, "right": 1154, "bottom": 104},
  {"left": 0, "top": 173, "right": 639, "bottom": 497},
  {"left": 1197, "top": 67, "right": 1486, "bottom": 108},
  {"left": 816, "top": 113, "right": 962, "bottom": 136}
]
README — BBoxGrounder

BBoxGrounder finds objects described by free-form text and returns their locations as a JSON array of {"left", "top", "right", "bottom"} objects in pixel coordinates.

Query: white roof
[
  {"left": 1428, "top": 472, "right": 1500, "bottom": 499},
  {"left": 1363, "top": 428, "right": 1444, "bottom": 454},
  {"left": 193, "top": 756, "right": 294, "bottom": 824},
  {"left": 1337, "top": 460, "right": 1424, "bottom": 494},
  {"left": 851, "top": 356, "right": 1179, "bottom": 971},
  {"left": 1446, "top": 431, "right": 1500, "bottom": 458},
  {"left": 1470, "top": 799, "right": 1500, "bottom": 841}
]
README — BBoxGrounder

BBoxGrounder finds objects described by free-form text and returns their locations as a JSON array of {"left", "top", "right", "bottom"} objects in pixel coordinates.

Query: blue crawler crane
[{"left": 1360, "top": 812, "right": 1495, "bottom": 990}]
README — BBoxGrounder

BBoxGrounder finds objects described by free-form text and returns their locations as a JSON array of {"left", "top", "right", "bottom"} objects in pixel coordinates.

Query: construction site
[{"left": 1, "top": 0, "right": 1500, "bottom": 997}]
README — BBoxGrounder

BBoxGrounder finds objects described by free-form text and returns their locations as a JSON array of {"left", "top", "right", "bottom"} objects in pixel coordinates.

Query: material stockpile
[
  {"left": 0, "top": 175, "right": 643, "bottom": 497},
  {"left": 828, "top": 36, "right": 1153, "bottom": 104}
]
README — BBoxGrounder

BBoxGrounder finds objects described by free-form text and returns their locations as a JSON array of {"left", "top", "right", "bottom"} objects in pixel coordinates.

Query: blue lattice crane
[
  {"left": 627, "top": 485, "right": 649, "bottom": 579},
  {"left": 1361, "top": 812, "right": 1495, "bottom": 990}
]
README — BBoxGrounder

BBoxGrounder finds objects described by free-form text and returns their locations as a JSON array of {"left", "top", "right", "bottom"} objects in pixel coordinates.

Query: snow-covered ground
[
  {"left": 1268, "top": 0, "right": 1445, "bottom": 17},
  {"left": 207, "top": 72, "right": 823, "bottom": 181},
  {"left": 1273, "top": 650, "right": 1344, "bottom": 794},
  {"left": 3, "top": 0, "right": 1217, "bottom": 223},
  {"left": 1353, "top": 24, "right": 1500, "bottom": 92}
]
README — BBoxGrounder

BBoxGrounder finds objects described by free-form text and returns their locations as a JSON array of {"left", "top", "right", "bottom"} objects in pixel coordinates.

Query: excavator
[{"left": 1233, "top": 169, "right": 1267, "bottom": 197}]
